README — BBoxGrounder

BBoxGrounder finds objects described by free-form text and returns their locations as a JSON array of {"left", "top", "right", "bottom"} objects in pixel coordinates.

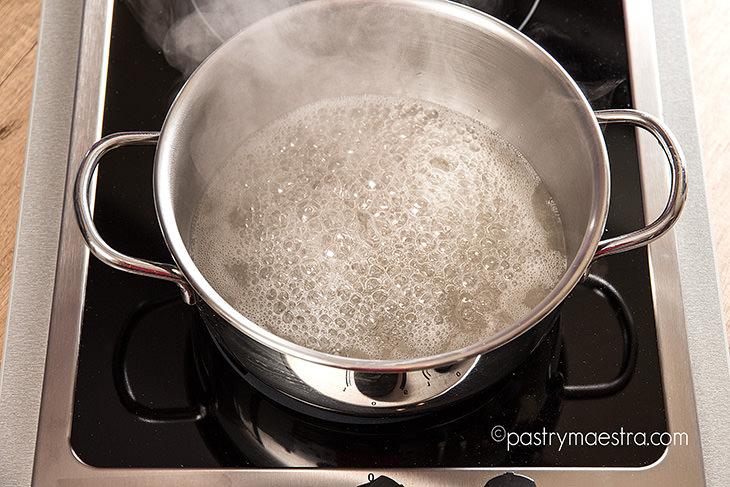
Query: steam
[
  {"left": 123, "top": 0, "right": 624, "bottom": 124},
  {"left": 126, "top": 0, "right": 296, "bottom": 76},
  {"left": 124, "top": 0, "right": 524, "bottom": 77}
]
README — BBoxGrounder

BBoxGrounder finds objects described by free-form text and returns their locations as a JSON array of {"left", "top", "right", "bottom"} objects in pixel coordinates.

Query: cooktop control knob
[
  {"left": 353, "top": 372, "right": 402, "bottom": 398},
  {"left": 485, "top": 472, "right": 536, "bottom": 486},
  {"left": 357, "top": 474, "right": 404, "bottom": 486}
]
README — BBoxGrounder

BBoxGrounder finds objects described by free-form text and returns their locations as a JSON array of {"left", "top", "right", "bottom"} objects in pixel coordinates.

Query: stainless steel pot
[{"left": 74, "top": 0, "right": 686, "bottom": 416}]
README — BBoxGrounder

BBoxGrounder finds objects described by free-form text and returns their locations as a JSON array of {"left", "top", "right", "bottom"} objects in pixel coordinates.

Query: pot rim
[{"left": 154, "top": 0, "right": 610, "bottom": 372}]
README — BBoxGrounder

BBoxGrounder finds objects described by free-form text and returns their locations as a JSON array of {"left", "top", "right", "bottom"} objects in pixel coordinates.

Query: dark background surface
[{"left": 70, "top": 0, "right": 668, "bottom": 468}]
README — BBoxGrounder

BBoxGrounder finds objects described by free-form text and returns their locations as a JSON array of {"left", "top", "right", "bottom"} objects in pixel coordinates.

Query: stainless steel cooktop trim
[
  {"left": 0, "top": 0, "right": 85, "bottom": 486},
  {"left": 651, "top": 1, "right": 730, "bottom": 485},
  {"left": 0, "top": 0, "right": 721, "bottom": 485}
]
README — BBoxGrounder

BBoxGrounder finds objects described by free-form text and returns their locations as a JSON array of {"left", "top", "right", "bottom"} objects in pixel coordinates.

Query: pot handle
[
  {"left": 74, "top": 132, "right": 195, "bottom": 304},
  {"left": 593, "top": 109, "right": 687, "bottom": 260}
]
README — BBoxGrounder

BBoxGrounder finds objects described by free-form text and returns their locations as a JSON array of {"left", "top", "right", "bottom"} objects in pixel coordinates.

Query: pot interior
[{"left": 155, "top": 0, "right": 608, "bottom": 363}]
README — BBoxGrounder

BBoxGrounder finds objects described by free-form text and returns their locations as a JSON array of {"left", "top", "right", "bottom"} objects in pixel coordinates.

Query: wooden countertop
[
  {"left": 0, "top": 0, "right": 41, "bottom": 361},
  {"left": 0, "top": 0, "right": 727, "bottom": 360}
]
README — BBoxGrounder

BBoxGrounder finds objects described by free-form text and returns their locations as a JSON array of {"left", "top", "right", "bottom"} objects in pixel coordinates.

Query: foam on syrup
[{"left": 190, "top": 95, "right": 567, "bottom": 360}]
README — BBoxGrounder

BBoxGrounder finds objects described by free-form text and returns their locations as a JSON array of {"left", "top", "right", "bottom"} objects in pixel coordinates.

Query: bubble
[{"left": 190, "top": 95, "right": 567, "bottom": 360}]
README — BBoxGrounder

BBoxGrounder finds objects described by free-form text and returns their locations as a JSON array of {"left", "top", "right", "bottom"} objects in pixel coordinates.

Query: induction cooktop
[
  {"left": 2, "top": 0, "right": 722, "bottom": 486},
  {"left": 67, "top": 0, "right": 668, "bottom": 470}
]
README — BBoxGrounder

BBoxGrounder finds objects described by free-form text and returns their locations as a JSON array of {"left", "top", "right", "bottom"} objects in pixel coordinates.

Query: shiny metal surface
[
  {"left": 153, "top": 0, "right": 610, "bottom": 374},
  {"left": 202, "top": 301, "right": 553, "bottom": 413},
  {"left": 284, "top": 355, "right": 476, "bottom": 407},
  {"left": 200, "top": 272, "right": 632, "bottom": 413},
  {"left": 10, "top": 0, "right": 718, "bottom": 485},
  {"left": 594, "top": 109, "right": 687, "bottom": 259},
  {"left": 0, "top": 1, "right": 85, "bottom": 485},
  {"left": 73, "top": 131, "right": 195, "bottom": 303},
  {"left": 651, "top": 1, "right": 730, "bottom": 483}
]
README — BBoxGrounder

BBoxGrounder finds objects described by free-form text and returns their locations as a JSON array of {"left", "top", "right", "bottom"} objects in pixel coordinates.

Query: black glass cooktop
[{"left": 71, "top": 0, "right": 668, "bottom": 469}]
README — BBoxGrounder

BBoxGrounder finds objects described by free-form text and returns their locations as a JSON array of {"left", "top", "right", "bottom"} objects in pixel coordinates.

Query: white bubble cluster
[{"left": 190, "top": 95, "right": 567, "bottom": 360}]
